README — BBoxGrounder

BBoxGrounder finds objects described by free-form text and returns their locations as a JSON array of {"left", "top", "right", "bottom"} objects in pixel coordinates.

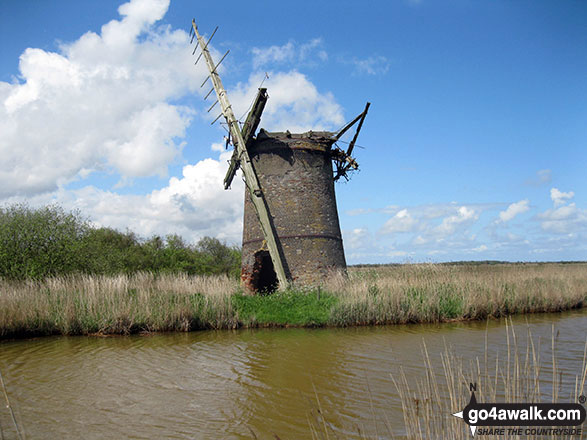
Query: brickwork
[{"left": 241, "top": 130, "right": 347, "bottom": 291}]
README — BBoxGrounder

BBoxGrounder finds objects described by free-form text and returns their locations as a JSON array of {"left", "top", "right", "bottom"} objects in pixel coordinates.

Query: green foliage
[
  {"left": 0, "top": 204, "right": 89, "bottom": 279},
  {"left": 400, "top": 284, "right": 464, "bottom": 320},
  {"left": 436, "top": 284, "right": 463, "bottom": 319},
  {"left": 0, "top": 203, "right": 241, "bottom": 280},
  {"left": 401, "top": 286, "right": 426, "bottom": 315},
  {"left": 196, "top": 237, "right": 241, "bottom": 278},
  {"left": 233, "top": 289, "right": 337, "bottom": 326}
]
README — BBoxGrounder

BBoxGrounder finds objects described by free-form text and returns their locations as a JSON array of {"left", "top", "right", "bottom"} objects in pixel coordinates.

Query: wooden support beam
[
  {"left": 345, "top": 102, "right": 370, "bottom": 158},
  {"left": 192, "top": 20, "right": 289, "bottom": 289},
  {"left": 224, "top": 88, "right": 268, "bottom": 189}
]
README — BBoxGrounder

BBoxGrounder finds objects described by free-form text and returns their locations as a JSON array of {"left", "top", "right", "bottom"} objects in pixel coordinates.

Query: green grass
[{"left": 233, "top": 289, "right": 337, "bottom": 326}]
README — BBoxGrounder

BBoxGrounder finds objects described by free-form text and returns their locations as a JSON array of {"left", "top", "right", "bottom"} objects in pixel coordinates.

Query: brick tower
[
  {"left": 241, "top": 130, "right": 347, "bottom": 291},
  {"left": 190, "top": 19, "right": 369, "bottom": 292}
]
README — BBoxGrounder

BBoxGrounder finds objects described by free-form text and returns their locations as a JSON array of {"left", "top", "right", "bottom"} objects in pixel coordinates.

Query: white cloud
[
  {"left": 211, "top": 142, "right": 225, "bottom": 152},
  {"left": 0, "top": 0, "right": 210, "bottom": 197},
  {"left": 539, "top": 202, "right": 587, "bottom": 235},
  {"left": 550, "top": 188, "right": 574, "bottom": 206},
  {"left": 381, "top": 203, "right": 493, "bottom": 246},
  {"left": 343, "top": 228, "right": 371, "bottom": 250},
  {"left": 387, "top": 250, "right": 408, "bottom": 257},
  {"left": 252, "top": 41, "right": 296, "bottom": 68},
  {"left": 351, "top": 55, "right": 390, "bottom": 76},
  {"left": 251, "top": 38, "right": 327, "bottom": 69},
  {"left": 346, "top": 194, "right": 586, "bottom": 261},
  {"left": 413, "top": 235, "right": 427, "bottom": 245},
  {"left": 434, "top": 206, "right": 478, "bottom": 235},
  {"left": 498, "top": 199, "right": 530, "bottom": 222},
  {"left": 229, "top": 70, "right": 344, "bottom": 132},
  {"left": 0, "top": 0, "right": 350, "bottom": 245},
  {"left": 300, "top": 39, "right": 328, "bottom": 62},
  {"left": 10, "top": 149, "right": 246, "bottom": 244},
  {"left": 381, "top": 209, "right": 418, "bottom": 233},
  {"left": 537, "top": 169, "right": 552, "bottom": 183},
  {"left": 253, "top": 37, "right": 388, "bottom": 77}
]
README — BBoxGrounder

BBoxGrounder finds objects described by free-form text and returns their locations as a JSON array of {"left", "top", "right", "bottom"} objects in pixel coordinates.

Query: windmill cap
[{"left": 257, "top": 129, "right": 335, "bottom": 142}]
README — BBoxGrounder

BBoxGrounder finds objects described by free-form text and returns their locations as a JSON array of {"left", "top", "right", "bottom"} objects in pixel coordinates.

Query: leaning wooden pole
[{"left": 191, "top": 20, "right": 289, "bottom": 289}]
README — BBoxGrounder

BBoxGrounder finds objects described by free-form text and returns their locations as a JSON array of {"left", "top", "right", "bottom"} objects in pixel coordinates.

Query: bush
[
  {"left": 0, "top": 204, "right": 89, "bottom": 279},
  {"left": 0, "top": 204, "right": 241, "bottom": 280}
]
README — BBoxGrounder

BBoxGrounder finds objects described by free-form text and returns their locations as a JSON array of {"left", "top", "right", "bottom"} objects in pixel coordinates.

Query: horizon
[{"left": 1, "top": 0, "right": 585, "bottom": 264}]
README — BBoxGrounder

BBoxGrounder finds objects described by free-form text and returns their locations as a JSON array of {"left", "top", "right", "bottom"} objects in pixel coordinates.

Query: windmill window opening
[{"left": 253, "top": 250, "right": 278, "bottom": 294}]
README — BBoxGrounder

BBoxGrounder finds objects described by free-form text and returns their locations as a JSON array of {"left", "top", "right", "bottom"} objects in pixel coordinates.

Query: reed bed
[
  {"left": 304, "top": 319, "right": 587, "bottom": 439},
  {"left": 327, "top": 263, "right": 587, "bottom": 325},
  {"left": 0, "top": 263, "right": 586, "bottom": 338},
  {"left": 0, "top": 273, "right": 239, "bottom": 337},
  {"left": 391, "top": 319, "right": 587, "bottom": 439}
]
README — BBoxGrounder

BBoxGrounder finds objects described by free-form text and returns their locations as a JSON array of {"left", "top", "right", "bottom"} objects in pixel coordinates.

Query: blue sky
[{"left": 1, "top": 0, "right": 585, "bottom": 263}]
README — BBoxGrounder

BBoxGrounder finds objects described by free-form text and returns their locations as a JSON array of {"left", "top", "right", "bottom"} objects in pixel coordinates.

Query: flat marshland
[{"left": 1, "top": 263, "right": 585, "bottom": 338}]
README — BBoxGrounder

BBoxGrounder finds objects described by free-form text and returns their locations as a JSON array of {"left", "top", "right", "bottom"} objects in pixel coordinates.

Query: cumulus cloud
[
  {"left": 252, "top": 41, "right": 295, "bottom": 68},
  {"left": 349, "top": 191, "right": 586, "bottom": 261},
  {"left": 381, "top": 209, "right": 418, "bottom": 233},
  {"left": 550, "top": 188, "right": 574, "bottom": 206},
  {"left": 498, "top": 199, "right": 530, "bottom": 222},
  {"left": 381, "top": 203, "right": 490, "bottom": 241},
  {"left": 377, "top": 203, "right": 491, "bottom": 259},
  {"left": 539, "top": 202, "right": 587, "bottom": 235},
  {"left": 0, "top": 0, "right": 211, "bottom": 197},
  {"left": 343, "top": 228, "right": 371, "bottom": 250},
  {"left": 12, "top": 150, "right": 246, "bottom": 244},
  {"left": 229, "top": 70, "right": 344, "bottom": 132},
  {"left": 0, "top": 0, "right": 351, "bottom": 245},
  {"left": 433, "top": 206, "right": 478, "bottom": 235},
  {"left": 413, "top": 235, "right": 427, "bottom": 245}
]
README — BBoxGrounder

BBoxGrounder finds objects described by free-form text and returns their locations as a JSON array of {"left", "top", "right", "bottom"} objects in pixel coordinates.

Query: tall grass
[
  {"left": 0, "top": 273, "right": 239, "bottom": 337},
  {"left": 302, "top": 319, "right": 587, "bottom": 439},
  {"left": 327, "top": 263, "right": 587, "bottom": 325},
  {"left": 1, "top": 263, "right": 586, "bottom": 338},
  {"left": 392, "top": 319, "right": 587, "bottom": 439}
]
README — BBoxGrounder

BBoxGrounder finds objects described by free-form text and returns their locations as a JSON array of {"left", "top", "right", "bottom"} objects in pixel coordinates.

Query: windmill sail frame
[{"left": 191, "top": 20, "right": 289, "bottom": 289}]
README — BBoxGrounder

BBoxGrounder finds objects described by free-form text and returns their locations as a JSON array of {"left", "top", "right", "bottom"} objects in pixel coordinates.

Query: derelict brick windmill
[{"left": 190, "top": 20, "right": 369, "bottom": 292}]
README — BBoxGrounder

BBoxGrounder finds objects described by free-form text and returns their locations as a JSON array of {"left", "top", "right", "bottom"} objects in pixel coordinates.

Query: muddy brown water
[{"left": 0, "top": 309, "right": 586, "bottom": 439}]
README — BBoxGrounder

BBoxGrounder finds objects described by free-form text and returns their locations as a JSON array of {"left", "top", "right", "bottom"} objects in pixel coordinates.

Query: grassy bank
[{"left": 1, "top": 263, "right": 585, "bottom": 338}]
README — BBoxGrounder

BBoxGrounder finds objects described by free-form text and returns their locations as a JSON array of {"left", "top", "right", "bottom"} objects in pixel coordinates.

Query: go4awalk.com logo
[{"left": 452, "top": 383, "right": 586, "bottom": 437}]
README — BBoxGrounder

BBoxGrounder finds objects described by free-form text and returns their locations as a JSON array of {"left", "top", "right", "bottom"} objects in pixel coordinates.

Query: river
[{"left": 1, "top": 309, "right": 585, "bottom": 439}]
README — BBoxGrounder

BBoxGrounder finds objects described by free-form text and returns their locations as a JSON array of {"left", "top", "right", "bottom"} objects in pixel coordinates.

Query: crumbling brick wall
[{"left": 241, "top": 130, "right": 347, "bottom": 292}]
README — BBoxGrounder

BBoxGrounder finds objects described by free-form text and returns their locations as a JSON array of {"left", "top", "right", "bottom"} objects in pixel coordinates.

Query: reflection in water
[{"left": 0, "top": 309, "right": 585, "bottom": 439}]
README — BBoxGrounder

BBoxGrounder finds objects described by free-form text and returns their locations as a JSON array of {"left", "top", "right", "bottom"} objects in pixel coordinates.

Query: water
[{"left": 1, "top": 309, "right": 585, "bottom": 439}]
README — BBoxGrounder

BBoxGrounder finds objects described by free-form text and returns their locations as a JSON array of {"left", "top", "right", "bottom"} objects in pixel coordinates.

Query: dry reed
[
  {"left": 304, "top": 318, "right": 587, "bottom": 439},
  {"left": 391, "top": 318, "right": 587, "bottom": 439},
  {"left": 0, "top": 263, "right": 585, "bottom": 338},
  {"left": 0, "top": 272, "right": 239, "bottom": 337},
  {"left": 327, "top": 263, "right": 587, "bottom": 325}
]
